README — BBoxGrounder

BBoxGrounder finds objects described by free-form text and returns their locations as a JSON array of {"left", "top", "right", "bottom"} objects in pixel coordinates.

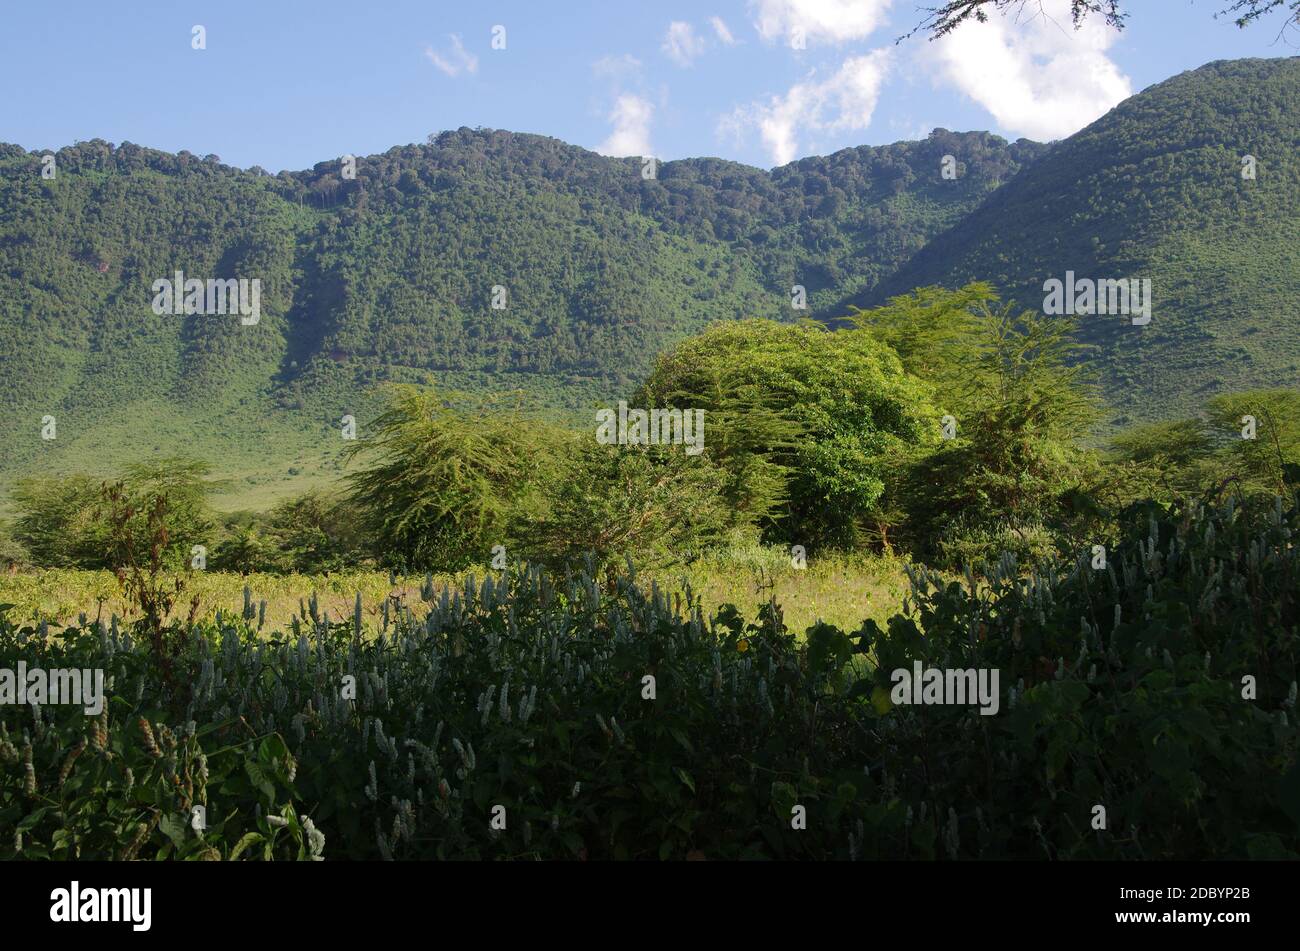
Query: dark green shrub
[
  {"left": 0, "top": 523, "right": 29, "bottom": 570},
  {"left": 344, "top": 385, "right": 563, "bottom": 572},
  {"left": 519, "top": 442, "right": 742, "bottom": 571},
  {"left": 214, "top": 492, "right": 366, "bottom": 574},
  {"left": 2, "top": 492, "right": 1296, "bottom": 860},
  {"left": 10, "top": 475, "right": 111, "bottom": 568},
  {"left": 848, "top": 490, "right": 1300, "bottom": 858},
  {"left": 10, "top": 459, "right": 216, "bottom": 570}
]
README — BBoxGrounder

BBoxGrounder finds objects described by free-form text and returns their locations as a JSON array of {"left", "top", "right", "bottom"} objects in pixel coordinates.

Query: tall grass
[{"left": 0, "top": 548, "right": 913, "bottom": 637}]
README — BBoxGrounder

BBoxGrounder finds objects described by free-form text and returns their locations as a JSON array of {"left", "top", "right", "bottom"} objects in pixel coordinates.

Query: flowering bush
[
  {"left": 845, "top": 493, "right": 1300, "bottom": 858},
  {"left": 1, "top": 494, "right": 1297, "bottom": 859}
]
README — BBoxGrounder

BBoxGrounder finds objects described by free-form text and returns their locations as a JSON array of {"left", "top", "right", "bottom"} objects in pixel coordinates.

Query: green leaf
[
  {"left": 806, "top": 623, "right": 853, "bottom": 676},
  {"left": 674, "top": 768, "right": 696, "bottom": 795},
  {"left": 770, "top": 780, "right": 798, "bottom": 816},
  {"left": 228, "top": 832, "right": 265, "bottom": 861},
  {"left": 244, "top": 760, "right": 276, "bottom": 804},
  {"left": 158, "top": 812, "right": 189, "bottom": 848},
  {"left": 17, "top": 808, "right": 51, "bottom": 832},
  {"left": 258, "top": 733, "right": 289, "bottom": 764}
]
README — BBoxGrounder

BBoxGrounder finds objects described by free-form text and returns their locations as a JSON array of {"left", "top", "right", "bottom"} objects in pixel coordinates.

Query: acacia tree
[
  {"left": 521, "top": 442, "right": 738, "bottom": 571},
  {"left": 906, "top": 0, "right": 1298, "bottom": 40},
  {"left": 1206, "top": 389, "right": 1300, "bottom": 496},
  {"left": 890, "top": 299, "right": 1105, "bottom": 565},
  {"left": 848, "top": 283, "right": 997, "bottom": 403},
  {"left": 10, "top": 458, "right": 215, "bottom": 569},
  {"left": 637, "top": 318, "right": 940, "bottom": 550},
  {"left": 344, "top": 385, "right": 563, "bottom": 572}
]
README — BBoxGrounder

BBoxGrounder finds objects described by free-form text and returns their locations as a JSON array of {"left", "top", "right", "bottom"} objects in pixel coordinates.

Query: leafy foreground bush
[{"left": 1, "top": 494, "right": 1298, "bottom": 860}]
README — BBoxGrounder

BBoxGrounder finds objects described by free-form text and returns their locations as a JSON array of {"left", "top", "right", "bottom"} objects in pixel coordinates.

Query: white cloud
[
  {"left": 423, "top": 34, "right": 478, "bottom": 77},
  {"left": 723, "top": 50, "right": 891, "bottom": 165},
  {"left": 928, "top": 0, "right": 1131, "bottom": 140},
  {"left": 591, "top": 55, "right": 655, "bottom": 156},
  {"left": 592, "top": 54, "right": 643, "bottom": 82},
  {"left": 749, "top": 0, "right": 892, "bottom": 45},
  {"left": 663, "top": 21, "right": 707, "bottom": 67},
  {"left": 598, "top": 94, "right": 655, "bottom": 157},
  {"left": 710, "top": 16, "right": 738, "bottom": 45}
]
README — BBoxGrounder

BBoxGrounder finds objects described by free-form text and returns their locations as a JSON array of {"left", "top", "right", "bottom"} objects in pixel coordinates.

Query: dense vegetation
[
  {"left": 6, "top": 281, "right": 1300, "bottom": 579},
  {"left": 0, "top": 126, "right": 1038, "bottom": 499},
  {"left": 3, "top": 52, "right": 1299, "bottom": 862},
  {"left": 3, "top": 489, "right": 1296, "bottom": 860},
  {"left": 855, "top": 57, "right": 1300, "bottom": 428},
  {"left": 2, "top": 286, "right": 1297, "bottom": 865},
  {"left": 5, "top": 58, "right": 1298, "bottom": 499}
]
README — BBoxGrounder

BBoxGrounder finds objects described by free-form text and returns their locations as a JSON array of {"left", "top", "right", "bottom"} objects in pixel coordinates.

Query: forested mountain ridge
[
  {"left": 0, "top": 126, "right": 1041, "bottom": 499},
  {"left": 851, "top": 57, "right": 1300, "bottom": 427},
  {"left": 3, "top": 56, "right": 1299, "bottom": 503}
]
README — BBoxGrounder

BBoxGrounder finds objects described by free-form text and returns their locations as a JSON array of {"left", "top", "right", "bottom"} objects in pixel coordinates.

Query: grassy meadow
[{"left": 0, "top": 548, "right": 912, "bottom": 638}]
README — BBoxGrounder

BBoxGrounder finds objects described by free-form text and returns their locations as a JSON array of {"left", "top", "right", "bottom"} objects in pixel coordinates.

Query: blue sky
[{"left": 1, "top": 1, "right": 1295, "bottom": 172}]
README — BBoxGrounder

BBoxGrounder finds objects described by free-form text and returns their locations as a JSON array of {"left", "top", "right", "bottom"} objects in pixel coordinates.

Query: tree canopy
[{"left": 906, "top": 0, "right": 1298, "bottom": 41}]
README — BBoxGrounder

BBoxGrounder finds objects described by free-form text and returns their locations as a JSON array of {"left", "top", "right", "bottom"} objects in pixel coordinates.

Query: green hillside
[
  {"left": 851, "top": 57, "right": 1300, "bottom": 428},
  {"left": 0, "top": 129, "right": 1041, "bottom": 508},
  {"left": 4, "top": 56, "right": 1299, "bottom": 506}
]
